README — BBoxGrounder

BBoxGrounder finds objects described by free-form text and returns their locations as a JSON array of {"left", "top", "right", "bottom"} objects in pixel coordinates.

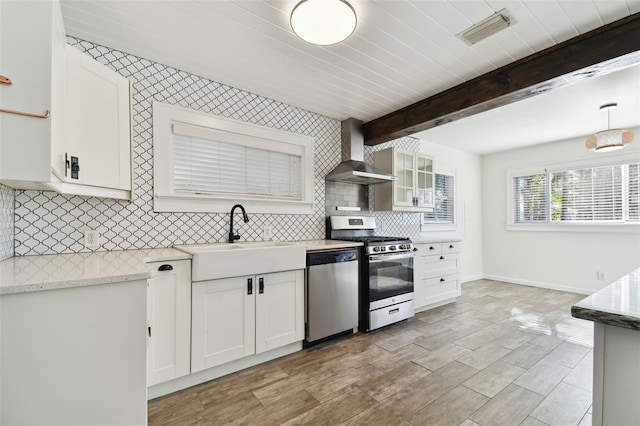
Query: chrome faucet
[{"left": 228, "top": 204, "right": 249, "bottom": 243}]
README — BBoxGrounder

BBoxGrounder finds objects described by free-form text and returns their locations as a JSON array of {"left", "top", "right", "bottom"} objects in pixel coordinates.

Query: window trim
[
  {"left": 421, "top": 164, "right": 458, "bottom": 233},
  {"left": 507, "top": 153, "right": 640, "bottom": 232},
  {"left": 153, "top": 102, "right": 315, "bottom": 214}
]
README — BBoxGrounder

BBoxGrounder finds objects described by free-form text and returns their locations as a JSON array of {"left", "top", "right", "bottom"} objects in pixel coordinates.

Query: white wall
[
  {"left": 418, "top": 139, "right": 484, "bottom": 283},
  {"left": 482, "top": 127, "right": 640, "bottom": 294}
]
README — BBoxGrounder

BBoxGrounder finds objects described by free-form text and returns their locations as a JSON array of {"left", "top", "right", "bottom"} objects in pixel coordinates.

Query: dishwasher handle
[{"left": 307, "top": 248, "right": 358, "bottom": 266}]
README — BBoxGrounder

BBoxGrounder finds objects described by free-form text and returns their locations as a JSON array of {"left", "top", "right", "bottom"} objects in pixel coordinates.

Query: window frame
[
  {"left": 507, "top": 153, "right": 640, "bottom": 233},
  {"left": 153, "top": 102, "right": 315, "bottom": 214},
  {"left": 421, "top": 164, "right": 458, "bottom": 232}
]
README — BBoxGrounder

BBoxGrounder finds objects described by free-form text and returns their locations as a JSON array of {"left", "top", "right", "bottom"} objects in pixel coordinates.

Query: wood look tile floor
[{"left": 148, "top": 280, "right": 594, "bottom": 426}]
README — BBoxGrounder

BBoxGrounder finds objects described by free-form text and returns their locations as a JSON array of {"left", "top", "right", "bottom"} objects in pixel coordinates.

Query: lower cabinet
[
  {"left": 414, "top": 241, "right": 461, "bottom": 311},
  {"left": 146, "top": 259, "right": 192, "bottom": 386},
  {"left": 1, "top": 280, "right": 147, "bottom": 425},
  {"left": 191, "top": 269, "right": 304, "bottom": 373}
]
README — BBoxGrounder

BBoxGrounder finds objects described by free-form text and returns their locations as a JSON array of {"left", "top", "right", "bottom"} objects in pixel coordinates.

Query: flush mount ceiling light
[
  {"left": 290, "top": 0, "right": 356, "bottom": 46},
  {"left": 585, "top": 103, "right": 635, "bottom": 152},
  {"left": 457, "top": 9, "right": 516, "bottom": 45}
]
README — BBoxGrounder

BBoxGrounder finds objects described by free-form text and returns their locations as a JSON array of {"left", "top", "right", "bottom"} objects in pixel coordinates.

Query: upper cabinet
[
  {"left": 0, "top": 0, "right": 133, "bottom": 200},
  {"left": 374, "top": 147, "right": 434, "bottom": 212}
]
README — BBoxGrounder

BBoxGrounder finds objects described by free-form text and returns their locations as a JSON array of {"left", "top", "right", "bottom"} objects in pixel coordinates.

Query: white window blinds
[
  {"left": 172, "top": 123, "right": 302, "bottom": 200},
  {"left": 513, "top": 163, "right": 639, "bottom": 224},
  {"left": 424, "top": 174, "right": 455, "bottom": 224}
]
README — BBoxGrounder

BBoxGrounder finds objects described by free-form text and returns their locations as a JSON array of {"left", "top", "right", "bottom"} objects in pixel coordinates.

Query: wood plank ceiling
[{"left": 60, "top": 1, "right": 640, "bottom": 150}]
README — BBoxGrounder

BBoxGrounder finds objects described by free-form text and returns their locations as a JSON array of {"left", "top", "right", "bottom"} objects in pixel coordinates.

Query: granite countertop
[
  {"left": 0, "top": 248, "right": 191, "bottom": 295},
  {"left": 571, "top": 267, "right": 640, "bottom": 331}
]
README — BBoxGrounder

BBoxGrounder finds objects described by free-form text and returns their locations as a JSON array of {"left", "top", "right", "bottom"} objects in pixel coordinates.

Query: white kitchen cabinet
[
  {"left": 147, "top": 259, "right": 192, "bottom": 386},
  {"left": 374, "top": 147, "right": 434, "bottom": 212},
  {"left": 0, "top": 280, "right": 147, "bottom": 425},
  {"left": 0, "top": 0, "right": 132, "bottom": 200},
  {"left": 191, "top": 270, "right": 304, "bottom": 373},
  {"left": 255, "top": 270, "right": 305, "bottom": 354},
  {"left": 414, "top": 241, "right": 461, "bottom": 311}
]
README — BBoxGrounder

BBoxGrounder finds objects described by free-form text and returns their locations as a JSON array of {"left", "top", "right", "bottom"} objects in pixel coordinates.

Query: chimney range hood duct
[{"left": 325, "top": 118, "right": 397, "bottom": 185}]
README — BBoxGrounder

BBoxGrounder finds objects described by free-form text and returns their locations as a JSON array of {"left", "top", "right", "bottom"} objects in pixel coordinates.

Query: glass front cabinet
[{"left": 374, "top": 147, "right": 434, "bottom": 212}]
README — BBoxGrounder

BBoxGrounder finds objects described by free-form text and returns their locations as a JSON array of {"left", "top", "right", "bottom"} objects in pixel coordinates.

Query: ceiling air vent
[{"left": 457, "top": 9, "right": 516, "bottom": 45}]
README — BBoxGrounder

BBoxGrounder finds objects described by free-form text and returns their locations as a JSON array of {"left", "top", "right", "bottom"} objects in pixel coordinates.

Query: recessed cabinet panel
[
  {"left": 374, "top": 147, "right": 435, "bottom": 212},
  {"left": 64, "top": 45, "right": 131, "bottom": 191},
  {"left": 146, "top": 259, "right": 191, "bottom": 386},
  {"left": 191, "top": 276, "right": 255, "bottom": 373}
]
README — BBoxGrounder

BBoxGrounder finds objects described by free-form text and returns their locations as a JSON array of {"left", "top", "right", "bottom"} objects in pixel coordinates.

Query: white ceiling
[{"left": 59, "top": 0, "right": 640, "bottom": 154}]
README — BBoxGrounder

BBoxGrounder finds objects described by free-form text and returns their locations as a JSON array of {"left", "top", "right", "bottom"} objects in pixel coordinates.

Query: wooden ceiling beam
[{"left": 363, "top": 13, "right": 640, "bottom": 146}]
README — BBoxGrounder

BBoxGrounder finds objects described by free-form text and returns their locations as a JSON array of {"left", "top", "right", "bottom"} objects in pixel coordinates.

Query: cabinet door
[
  {"left": 191, "top": 276, "right": 255, "bottom": 372},
  {"left": 255, "top": 270, "right": 304, "bottom": 354},
  {"left": 63, "top": 45, "right": 131, "bottom": 191},
  {"left": 0, "top": 0, "right": 65, "bottom": 184},
  {"left": 146, "top": 260, "right": 191, "bottom": 386},
  {"left": 415, "top": 154, "right": 434, "bottom": 208},
  {"left": 393, "top": 150, "right": 415, "bottom": 207}
]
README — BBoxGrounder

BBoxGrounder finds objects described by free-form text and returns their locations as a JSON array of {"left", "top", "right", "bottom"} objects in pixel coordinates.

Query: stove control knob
[
  {"left": 379, "top": 246, "right": 386, "bottom": 252},
  {"left": 389, "top": 246, "right": 396, "bottom": 251},
  {"left": 373, "top": 247, "right": 380, "bottom": 252}
]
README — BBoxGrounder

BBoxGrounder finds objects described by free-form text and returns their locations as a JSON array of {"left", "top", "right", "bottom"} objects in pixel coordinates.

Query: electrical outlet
[
  {"left": 263, "top": 225, "right": 273, "bottom": 240},
  {"left": 84, "top": 229, "right": 101, "bottom": 249},
  {"left": 597, "top": 271, "right": 607, "bottom": 281}
]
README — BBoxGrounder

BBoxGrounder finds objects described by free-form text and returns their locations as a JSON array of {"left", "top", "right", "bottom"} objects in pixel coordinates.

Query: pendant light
[
  {"left": 585, "top": 103, "right": 634, "bottom": 152},
  {"left": 290, "top": 0, "right": 357, "bottom": 46}
]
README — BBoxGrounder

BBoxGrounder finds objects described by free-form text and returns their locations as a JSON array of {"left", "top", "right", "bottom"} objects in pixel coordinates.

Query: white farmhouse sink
[{"left": 175, "top": 241, "right": 306, "bottom": 281}]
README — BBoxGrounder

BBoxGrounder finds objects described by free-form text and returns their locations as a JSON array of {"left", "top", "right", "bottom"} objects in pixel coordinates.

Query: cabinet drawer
[
  {"left": 442, "top": 242, "right": 460, "bottom": 254},
  {"left": 425, "top": 275, "right": 458, "bottom": 288},
  {"left": 421, "top": 254, "right": 457, "bottom": 278},
  {"left": 420, "top": 243, "right": 442, "bottom": 255}
]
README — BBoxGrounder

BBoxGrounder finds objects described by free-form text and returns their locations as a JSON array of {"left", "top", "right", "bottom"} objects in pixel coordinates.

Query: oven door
[{"left": 368, "top": 252, "right": 414, "bottom": 303}]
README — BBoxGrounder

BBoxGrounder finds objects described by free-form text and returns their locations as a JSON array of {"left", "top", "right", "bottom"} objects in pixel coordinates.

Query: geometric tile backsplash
[
  {"left": 0, "top": 184, "right": 14, "bottom": 260},
  {"left": 11, "top": 37, "right": 423, "bottom": 256}
]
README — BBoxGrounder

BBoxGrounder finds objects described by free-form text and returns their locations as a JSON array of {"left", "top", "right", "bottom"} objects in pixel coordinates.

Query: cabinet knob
[
  {"left": 440, "top": 278, "right": 445, "bottom": 282},
  {"left": 158, "top": 264, "right": 173, "bottom": 271},
  {"left": 449, "top": 244, "right": 454, "bottom": 249},
  {"left": 429, "top": 246, "right": 435, "bottom": 250},
  {"left": 439, "top": 256, "right": 445, "bottom": 260}
]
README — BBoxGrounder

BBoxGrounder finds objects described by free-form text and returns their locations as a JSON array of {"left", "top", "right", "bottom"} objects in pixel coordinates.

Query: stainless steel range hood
[{"left": 325, "top": 118, "right": 397, "bottom": 185}]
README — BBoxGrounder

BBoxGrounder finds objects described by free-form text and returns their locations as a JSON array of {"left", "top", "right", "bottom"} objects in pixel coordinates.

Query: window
[
  {"left": 511, "top": 160, "right": 639, "bottom": 228},
  {"left": 153, "top": 102, "right": 314, "bottom": 214},
  {"left": 424, "top": 174, "right": 455, "bottom": 224}
]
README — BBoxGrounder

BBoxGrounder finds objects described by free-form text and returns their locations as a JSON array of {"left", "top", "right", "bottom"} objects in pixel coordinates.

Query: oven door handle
[{"left": 369, "top": 253, "right": 415, "bottom": 263}]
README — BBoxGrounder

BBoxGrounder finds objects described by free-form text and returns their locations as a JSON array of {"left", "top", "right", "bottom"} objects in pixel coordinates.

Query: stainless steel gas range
[{"left": 327, "top": 216, "right": 415, "bottom": 332}]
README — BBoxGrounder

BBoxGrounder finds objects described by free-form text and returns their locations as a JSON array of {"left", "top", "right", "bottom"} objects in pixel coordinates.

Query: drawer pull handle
[
  {"left": 389, "top": 308, "right": 400, "bottom": 315},
  {"left": 158, "top": 264, "right": 173, "bottom": 271},
  {"left": 259, "top": 277, "right": 264, "bottom": 294},
  {"left": 439, "top": 256, "right": 445, "bottom": 260},
  {"left": 247, "top": 278, "right": 253, "bottom": 295},
  {"left": 440, "top": 278, "right": 445, "bottom": 282}
]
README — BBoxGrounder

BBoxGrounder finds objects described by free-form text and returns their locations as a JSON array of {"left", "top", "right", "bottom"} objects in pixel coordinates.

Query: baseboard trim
[
  {"left": 482, "top": 274, "right": 592, "bottom": 295},
  {"left": 461, "top": 274, "right": 484, "bottom": 284}
]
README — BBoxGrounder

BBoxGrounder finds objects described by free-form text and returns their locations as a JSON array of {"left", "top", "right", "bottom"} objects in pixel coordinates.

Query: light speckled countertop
[
  {"left": 0, "top": 248, "right": 191, "bottom": 295},
  {"left": 412, "top": 238, "right": 462, "bottom": 244},
  {"left": 571, "top": 267, "right": 640, "bottom": 331},
  {"left": 0, "top": 241, "right": 362, "bottom": 295}
]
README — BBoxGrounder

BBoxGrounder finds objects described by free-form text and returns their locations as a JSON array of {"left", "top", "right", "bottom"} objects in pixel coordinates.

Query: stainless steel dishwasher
[{"left": 305, "top": 248, "right": 359, "bottom": 345}]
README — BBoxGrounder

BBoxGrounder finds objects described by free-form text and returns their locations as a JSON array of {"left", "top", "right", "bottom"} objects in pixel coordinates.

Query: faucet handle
[{"left": 233, "top": 233, "right": 241, "bottom": 241}]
